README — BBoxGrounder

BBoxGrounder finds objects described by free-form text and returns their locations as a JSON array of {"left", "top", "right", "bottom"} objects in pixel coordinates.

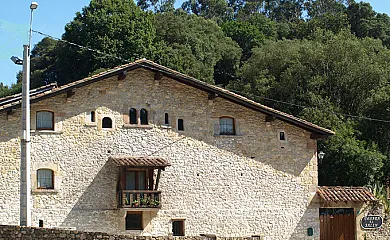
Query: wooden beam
[
  {"left": 208, "top": 93, "right": 218, "bottom": 100},
  {"left": 154, "top": 169, "right": 162, "bottom": 190},
  {"left": 118, "top": 70, "right": 127, "bottom": 80},
  {"left": 154, "top": 72, "right": 163, "bottom": 81},
  {"left": 66, "top": 90, "right": 75, "bottom": 98},
  {"left": 265, "top": 115, "right": 275, "bottom": 122},
  {"left": 149, "top": 169, "right": 154, "bottom": 190}
]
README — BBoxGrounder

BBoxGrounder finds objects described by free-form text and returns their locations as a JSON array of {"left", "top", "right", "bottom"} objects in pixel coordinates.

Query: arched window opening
[
  {"left": 102, "top": 117, "right": 113, "bottom": 129},
  {"left": 279, "top": 131, "right": 286, "bottom": 141},
  {"left": 91, "top": 111, "right": 96, "bottom": 122},
  {"left": 178, "top": 119, "right": 184, "bottom": 131},
  {"left": 36, "top": 111, "right": 54, "bottom": 130},
  {"left": 219, "top": 117, "right": 235, "bottom": 135},
  {"left": 130, "top": 108, "right": 137, "bottom": 124},
  {"left": 140, "top": 109, "right": 148, "bottom": 125},
  {"left": 164, "top": 113, "right": 169, "bottom": 125},
  {"left": 37, "top": 169, "right": 54, "bottom": 189}
]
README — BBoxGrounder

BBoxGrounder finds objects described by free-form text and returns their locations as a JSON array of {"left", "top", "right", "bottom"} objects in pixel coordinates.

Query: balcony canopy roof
[{"left": 109, "top": 156, "right": 171, "bottom": 169}]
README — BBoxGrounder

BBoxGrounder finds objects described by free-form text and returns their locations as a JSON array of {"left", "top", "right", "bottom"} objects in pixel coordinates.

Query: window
[
  {"left": 90, "top": 111, "right": 96, "bottom": 122},
  {"left": 172, "top": 220, "right": 185, "bottom": 236},
  {"left": 164, "top": 113, "right": 169, "bottom": 125},
  {"left": 140, "top": 109, "right": 148, "bottom": 125},
  {"left": 126, "top": 212, "right": 143, "bottom": 230},
  {"left": 219, "top": 117, "right": 235, "bottom": 135},
  {"left": 178, "top": 119, "right": 184, "bottom": 131},
  {"left": 130, "top": 108, "right": 137, "bottom": 124},
  {"left": 37, "top": 169, "right": 53, "bottom": 189},
  {"left": 36, "top": 111, "right": 54, "bottom": 130},
  {"left": 126, "top": 171, "right": 147, "bottom": 190},
  {"left": 279, "top": 131, "right": 286, "bottom": 141},
  {"left": 102, "top": 117, "right": 113, "bottom": 128}
]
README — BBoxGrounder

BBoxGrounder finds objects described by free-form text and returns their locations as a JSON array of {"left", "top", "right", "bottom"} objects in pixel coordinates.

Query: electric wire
[{"left": 32, "top": 29, "right": 390, "bottom": 124}]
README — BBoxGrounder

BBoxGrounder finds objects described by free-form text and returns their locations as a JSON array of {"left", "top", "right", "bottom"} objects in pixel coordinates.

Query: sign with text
[{"left": 361, "top": 215, "right": 383, "bottom": 229}]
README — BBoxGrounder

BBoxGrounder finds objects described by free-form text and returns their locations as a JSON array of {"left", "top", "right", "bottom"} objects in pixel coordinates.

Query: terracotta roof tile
[
  {"left": 109, "top": 156, "right": 171, "bottom": 168},
  {"left": 317, "top": 186, "right": 377, "bottom": 202}
]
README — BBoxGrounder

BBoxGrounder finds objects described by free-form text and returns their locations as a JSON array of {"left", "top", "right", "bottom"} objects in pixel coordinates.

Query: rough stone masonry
[{"left": 0, "top": 68, "right": 321, "bottom": 239}]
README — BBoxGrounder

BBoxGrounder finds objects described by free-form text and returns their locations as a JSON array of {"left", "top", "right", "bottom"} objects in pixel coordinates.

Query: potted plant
[
  {"left": 140, "top": 197, "right": 150, "bottom": 207},
  {"left": 132, "top": 200, "right": 139, "bottom": 207},
  {"left": 150, "top": 199, "right": 160, "bottom": 207}
]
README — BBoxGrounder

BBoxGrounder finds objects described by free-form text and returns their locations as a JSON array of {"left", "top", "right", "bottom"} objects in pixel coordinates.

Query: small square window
[
  {"left": 37, "top": 169, "right": 54, "bottom": 189},
  {"left": 126, "top": 213, "right": 143, "bottom": 230},
  {"left": 36, "top": 111, "right": 54, "bottom": 130},
  {"left": 172, "top": 220, "right": 185, "bottom": 236}
]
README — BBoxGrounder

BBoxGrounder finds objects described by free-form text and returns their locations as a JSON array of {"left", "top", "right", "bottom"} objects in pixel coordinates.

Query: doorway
[{"left": 320, "top": 208, "right": 355, "bottom": 240}]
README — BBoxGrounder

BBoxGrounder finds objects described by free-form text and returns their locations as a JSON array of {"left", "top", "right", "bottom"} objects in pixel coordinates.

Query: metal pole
[
  {"left": 20, "top": 4, "right": 35, "bottom": 226},
  {"left": 20, "top": 44, "right": 31, "bottom": 227},
  {"left": 28, "top": 9, "right": 33, "bottom": 49}
]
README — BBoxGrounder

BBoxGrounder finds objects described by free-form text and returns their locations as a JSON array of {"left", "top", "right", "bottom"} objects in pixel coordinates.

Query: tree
[
  {"left": 29, "top": 37, "right": 58, "bottom": 89},
  {"left": 221, "top": 20, "right": 265, "bottom": 60},
  {"left": 347, "top": 2, "right": 390, "bottom": 47},
  {"left": 181, "top": 0, "right": 233, "bottom": 20},
  {"left": 299, "top": 107, "right": 385, "bottom": 186},
  {"left": 154, "top": 10, "right": 241, "bottom": 84},
  {"left": 56, "top": 0, "right": 157, "bottom": 85},
  {"left": 137, "top": 0, "right": 175, "bottom": 12}
]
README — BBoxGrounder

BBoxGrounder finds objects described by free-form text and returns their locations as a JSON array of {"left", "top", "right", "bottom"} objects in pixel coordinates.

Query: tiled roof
[
  {"left": 0, "top": 83, "right": 57, "bottom": 109},
  {"left": 109, "top": 156, "right": 171, "bottom": 168},
  {"left": 0, "top": 59, "right": 334, "bottom": 137},
  {"left": 317, "top": 186, "right": 377, "bottom": 202}
]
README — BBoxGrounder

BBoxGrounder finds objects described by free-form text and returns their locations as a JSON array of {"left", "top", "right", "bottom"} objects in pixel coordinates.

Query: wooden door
[{"left": 320, "top": 208, "right": 355, "bottom": 240}]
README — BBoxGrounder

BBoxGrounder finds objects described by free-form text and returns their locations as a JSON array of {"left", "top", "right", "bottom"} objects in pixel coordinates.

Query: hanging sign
[{"left": 361, "top": 215, "right": 383, "bottom": 229}]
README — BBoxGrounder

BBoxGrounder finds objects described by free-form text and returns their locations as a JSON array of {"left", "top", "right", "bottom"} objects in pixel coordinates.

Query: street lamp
[
  {"left": 10, "top": 1, "right": 38, "bottom": 227},
  {"left": 10, "top": 56, "right": 23, "bottom": 65},
  {"left": 318, "top": 151, "right": 325, "bottom": 164}
]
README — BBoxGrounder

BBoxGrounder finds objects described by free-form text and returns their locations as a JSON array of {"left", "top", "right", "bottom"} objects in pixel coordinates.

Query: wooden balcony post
[{"left": 122, "top": 192, "right": 126, "bottom": 206}]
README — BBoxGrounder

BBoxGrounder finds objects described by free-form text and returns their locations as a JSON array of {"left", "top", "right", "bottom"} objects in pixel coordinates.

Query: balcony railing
[{"left": 118, "top": 190, "right": 162, "bottom": 208}]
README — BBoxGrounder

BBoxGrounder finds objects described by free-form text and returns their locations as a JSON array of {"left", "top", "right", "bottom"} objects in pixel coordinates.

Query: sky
[{"left": 0, "top": 0, "right": 389, "bottom": 86}]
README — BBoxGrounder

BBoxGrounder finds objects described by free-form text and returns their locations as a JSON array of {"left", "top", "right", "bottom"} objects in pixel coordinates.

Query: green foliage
[
  {"left": 57, "top": 0, "right": 157, "bottom": 85},
  {"left": 369, "top": 183, "right": 390, "bottom": 219},
  {"left": 154, "top": 10, "right": 241, "bottom": 84},
  {"left": 138, "top": 0, "right": 175, "bottom": 12},
  {"left": 221, "top": 20, "right": 265, "bottom": 60},
  {"left": 0, "top": 82, "right": 22, "bottom": 98}
]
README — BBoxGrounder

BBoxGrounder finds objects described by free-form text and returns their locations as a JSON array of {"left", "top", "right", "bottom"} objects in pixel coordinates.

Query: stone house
[{"left": 0, "top": 59, "right": 375, "bottom": 239}]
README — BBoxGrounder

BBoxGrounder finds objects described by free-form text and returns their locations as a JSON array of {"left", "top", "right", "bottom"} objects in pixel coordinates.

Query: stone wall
[
  {"left": 0, "top": 68, "right": 319, "bottom": 239},
  {"left": 0, "top": 225, "right": 246, "bottom": 240},
  {"left": 365, "top": 220, "right": 390, "bottom": 239}
]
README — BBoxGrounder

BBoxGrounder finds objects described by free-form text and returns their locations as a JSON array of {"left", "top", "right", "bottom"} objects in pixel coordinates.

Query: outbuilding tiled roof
[
  {"left": 0, "top": 59, "right": 334, "bottom": 137},
  {"left": 109, "top": 156, "right": 171, "bottom": 168},
  {"left": 317, "top": 186, "right": 377, "bottom": 202}
]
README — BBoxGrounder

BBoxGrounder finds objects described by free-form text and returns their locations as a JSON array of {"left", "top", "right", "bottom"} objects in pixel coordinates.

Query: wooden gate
[{"left": 320, "top": 208, "right": 355, "bottom": 240}]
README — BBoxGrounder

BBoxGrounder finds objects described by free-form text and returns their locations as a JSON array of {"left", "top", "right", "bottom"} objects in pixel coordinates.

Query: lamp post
[
  {"left": 19, "top": 1, "right": 38, "bottom": 227},
  {"left": 318, "top": 151, "right": 325, "bottom": 164}
]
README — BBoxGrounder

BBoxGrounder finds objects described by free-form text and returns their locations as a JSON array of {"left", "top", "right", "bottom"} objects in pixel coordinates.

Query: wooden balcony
[{"left": 118, "top": 190, "right": 162, "bottom": 209}]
